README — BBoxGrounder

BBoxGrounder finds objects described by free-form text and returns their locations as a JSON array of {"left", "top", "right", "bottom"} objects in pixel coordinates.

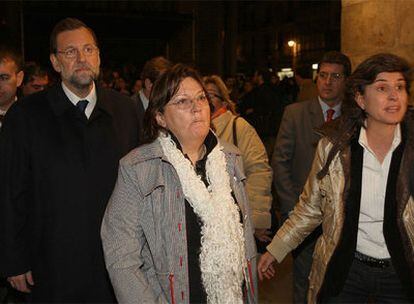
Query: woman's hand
[
  {"left": 7, "top": 271, "right": 34, "bottom": 293},
  {"left": 257, "top": 252, "right": 276, "bottom": 281}
]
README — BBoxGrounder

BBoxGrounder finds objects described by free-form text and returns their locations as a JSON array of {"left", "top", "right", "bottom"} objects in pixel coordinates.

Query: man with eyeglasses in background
[
  {"left": 271, "top": 51, "right": 351, "bottom": 303},
  {"left": 0, "top": 18, "right": 142, "bottom": 303}
]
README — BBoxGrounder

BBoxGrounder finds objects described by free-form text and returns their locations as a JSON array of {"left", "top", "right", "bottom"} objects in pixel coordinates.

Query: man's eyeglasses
[
  {"left": 56, "top": 45, "right": 99, "bottom": 59},
  {"left": 318, "top": 71, "right": 344, "bottom": 82},
  {"left": 167, "top": 93, "right": 209, "bottom": 111}
]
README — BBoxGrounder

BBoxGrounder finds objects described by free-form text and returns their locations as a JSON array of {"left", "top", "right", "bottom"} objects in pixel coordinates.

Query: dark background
[{"left": 0, "top": 1, "right": 341, "bottom": 77}]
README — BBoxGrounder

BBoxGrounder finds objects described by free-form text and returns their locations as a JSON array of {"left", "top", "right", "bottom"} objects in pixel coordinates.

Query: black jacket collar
[{"left": 47, "top": 82, "right": 115, "bottom": 118}]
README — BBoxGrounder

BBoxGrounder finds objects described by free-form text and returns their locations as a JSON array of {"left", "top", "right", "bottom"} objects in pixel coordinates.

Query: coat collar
[
  {"left": 94, "top": 85, "right": 115, "bottom": 117},
  {"left": 47, "top": 83, "right": 73, "bottom": 116},
  {"left": 134, "top": 132, "right": 241, "bottom": 165},
  {"left": 131, "top": 133, "right": 242, "bottom": 197},
  {"left": 47, "top": 82, "right": 115, "bottom": 118}
]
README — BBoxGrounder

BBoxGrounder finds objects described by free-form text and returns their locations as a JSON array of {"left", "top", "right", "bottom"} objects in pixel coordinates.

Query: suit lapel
[
  {"left": 47, "top": 83, "right": 74, "bottom": 117},
  {"left": 307, "top": 98, "right": 325, "bottom": 146},
  {"left": 309, "top": 98, "right": 325, "bottom": 129}
]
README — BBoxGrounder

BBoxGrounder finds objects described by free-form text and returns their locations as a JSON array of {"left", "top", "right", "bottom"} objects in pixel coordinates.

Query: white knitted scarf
[{"left": 158, "top": 133, "right": 246, "bottom": 304}]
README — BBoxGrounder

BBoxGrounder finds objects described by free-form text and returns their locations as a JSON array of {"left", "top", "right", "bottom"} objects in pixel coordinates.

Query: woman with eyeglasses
[
  {"left": 258, "top": 53, "right": 414, "bottom": 303},
  {"left": 203, "top": 75, "right": 273, "bottom": 249},
  {"left": 101, "top": 64, "right": 257, "bottom": 304}
]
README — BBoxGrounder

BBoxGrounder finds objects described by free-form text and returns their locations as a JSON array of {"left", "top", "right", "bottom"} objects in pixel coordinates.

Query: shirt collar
[
  {"left": 318, "top": 96, "right": 342, "bottom": 121},
  {"left": 318, "top": 96, "right": 342, "bottom": 114},
  {"left": 358, "top": 123, "right": 401, "bottom": 154},
  {"left": 169, "top": 129, "right": 218, "bottom": 160},
  {"left": 0, "top": 96, "right": 17, "bottom": 115},
  {"left": 139, "top": 89, "right": 149, "bottom": 110},
  {"left": 61, "top": 81, "right": 97, "bottom": 117}
]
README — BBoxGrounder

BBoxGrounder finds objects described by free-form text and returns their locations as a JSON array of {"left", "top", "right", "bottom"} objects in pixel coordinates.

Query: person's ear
[
  {"left": 155, "top": 111, "right": 167, "bottom": 128},
  {"left": 50, "top": 53, "right": 62, "bottom": 73},
  {"left": 355, "top": 92, "right": 365, "bottom": 110},
  {"left": 16, "top": 70, "right": 24, "bottom": 87}
]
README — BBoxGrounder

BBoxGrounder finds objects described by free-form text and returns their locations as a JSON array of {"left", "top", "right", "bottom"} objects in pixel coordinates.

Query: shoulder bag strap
[{"left": 232, "top": 116, "right": 240, "bottom": 147}]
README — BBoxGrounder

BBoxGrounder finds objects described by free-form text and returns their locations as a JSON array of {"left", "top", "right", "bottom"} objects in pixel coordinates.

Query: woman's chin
[{"left": 191, "top": 127, "right": 210, "bottom": 141}]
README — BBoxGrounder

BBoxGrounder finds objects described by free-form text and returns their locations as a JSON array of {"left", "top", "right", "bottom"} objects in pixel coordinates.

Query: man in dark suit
[
  {"left": 0, "top": 18, "right": 143, "bottom": 303},
  {"left": 272, "top": 51, "right": 351, "bottom": 303},
  {"left": 0, "top": 45, "right": 24, "bottom": 303}
]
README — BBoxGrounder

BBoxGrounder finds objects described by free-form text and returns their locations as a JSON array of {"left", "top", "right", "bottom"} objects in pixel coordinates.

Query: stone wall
[
  {"left": 342, "top": 0, "right": 414, "bottom": 101},
  {"left": 342, "top": 0, "right": 414, "bottom": 68}
]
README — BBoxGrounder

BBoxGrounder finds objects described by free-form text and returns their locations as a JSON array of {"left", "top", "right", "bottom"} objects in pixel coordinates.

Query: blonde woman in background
[{"left": 204, "top": 75, "right": 273, "bottom": 243}]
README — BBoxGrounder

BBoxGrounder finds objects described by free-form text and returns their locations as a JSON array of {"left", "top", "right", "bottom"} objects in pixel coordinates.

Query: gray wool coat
[{"left": 101, "top": 138, "right": 258, "bottom": 304}]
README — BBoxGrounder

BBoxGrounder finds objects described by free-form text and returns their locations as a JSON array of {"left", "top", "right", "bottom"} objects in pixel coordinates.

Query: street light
[{"left": 288, "top": 40, "right": 297, "bottom": 69}]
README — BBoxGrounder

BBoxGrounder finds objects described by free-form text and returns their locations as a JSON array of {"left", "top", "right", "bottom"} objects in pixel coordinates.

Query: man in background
[
  {"left": 241, "top": 68, "right": 284, "bottom": 158},
  {"left": 0, "top": 46, "right": 23, "bottom": 129},
  {"left": 21, "top": 62, "right": 49, "bottom": 97},
  {"left": 272, "top": 51, "right": 351, "bottom": 303},
  {"left": 132, "top": 56, "right": 171, "bottom": 110},
  {"left": 294, "top": 65, "right": 318, "bottom": 103}
]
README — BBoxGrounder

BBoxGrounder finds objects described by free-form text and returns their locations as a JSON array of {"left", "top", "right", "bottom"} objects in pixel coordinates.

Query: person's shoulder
[
  {"left": 233, "top": 115, "right": 256, "bottom": 132},
  {"left": 219, "top": 139, "right": 246, "bottom": 178},
  {"left": 219, "top": 138, "right": 242, "bottom": 157},
  {"left": 98, "top": 86, "right": 143, "bottom": 121},
  {"left": 10, "top": 87, "right": 53, "bottom": 117},
  {"left": 318, "top": 136, "right": 334, "bottom": 148},
  {"left": 404, "top": 106, "right": 414, "bottom": 126},
  {"left": 98, "top": 86, "right": 134, "bottom": 105},
  {"left": 120, "top": 140, "right": 163, "bottom": 167},
  {"left": 19, "top": 86, "right": 50, "bottom": 106},
  {"left": 283, "top": 99, "right": 319, "bottom": 120},
  {"left": 401, "top": 107, "right": 414, "bottom": 143},
  {"left": 286, "top": 98, "right": 318, "bottom": 111}
]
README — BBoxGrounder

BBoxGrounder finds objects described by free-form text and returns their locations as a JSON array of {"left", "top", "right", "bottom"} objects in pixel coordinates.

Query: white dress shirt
[
  {"left": 318, "top": 97, "right": 341, "bottom": 121},
  {"left": 0, "top": 96, "right": 17, "bottom": 129},
  {"left": 356, "top": 124, "right": 401, "bottom": 259},
  {"left": 0, "top": 109, "right": 7, "bottom": 129},
  {"left": 138, "top": 89, "right": 149, "bottom": 110},
  {"left": 62, "top": 82, "right": 97, "bottom": 119}
]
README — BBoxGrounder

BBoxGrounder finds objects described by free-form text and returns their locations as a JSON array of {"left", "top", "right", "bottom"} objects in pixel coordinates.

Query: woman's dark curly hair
[
  {"left": 142, "top": 63, "right": 212, "bottom": 144},
  {"left": 318, "top": 53, "right": 412, "bottom": 179}
]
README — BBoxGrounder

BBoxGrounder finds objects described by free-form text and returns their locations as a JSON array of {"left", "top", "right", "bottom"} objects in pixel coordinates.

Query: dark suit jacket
[
  {"left": 131, "top": 92, "right": 146, "bottom": 112},
  {"left": 240, "top": 84, "right": 284, "bottom": 138},
  {"left": 0, "top": 84, "right": 142, "bottom": 303},
  {"left": 272, "top": 98, "right": 325, "bottom": 216}
]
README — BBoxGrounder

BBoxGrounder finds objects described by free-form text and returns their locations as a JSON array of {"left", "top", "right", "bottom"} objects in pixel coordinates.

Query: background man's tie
[{"left": 326, "top": 108, "right": 335, "bottom": 122}]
